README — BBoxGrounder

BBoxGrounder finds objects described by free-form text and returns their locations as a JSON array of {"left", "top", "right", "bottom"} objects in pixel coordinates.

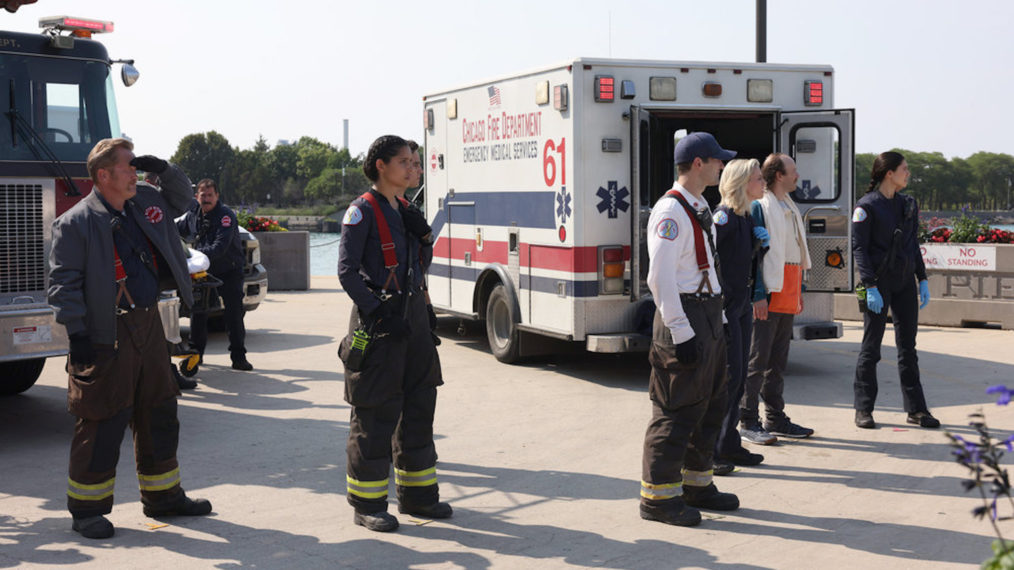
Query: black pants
[
  {"left": 342, "top": 293, "right": 443, "bottom": 514},
  {"left": 641, "top": 296, "right": 727, "bottom": 504},
  {"left": 741, "top": 311, "right": 794, "bottom": 425},
  {"left": 854, "top": 276, "right": 928, "bottom": 414},
  {"left": 716, "top": 295, "right": 752, "bottom": 457},
  {"left": 67, "top": 308, "right": 184, "bottom": 517},
  {"left": 191, "top": 268, "right": 246, "bottom": 361}
]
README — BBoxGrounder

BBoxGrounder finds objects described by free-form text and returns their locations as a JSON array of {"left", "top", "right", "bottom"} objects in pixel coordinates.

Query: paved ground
[{"left": 2, "top": 276, "right": 1012, "bottom": 569}]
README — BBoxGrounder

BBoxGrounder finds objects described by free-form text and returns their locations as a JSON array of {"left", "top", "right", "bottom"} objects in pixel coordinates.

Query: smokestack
[
  {"left": 342, "top": 119, "right": 349, "bottom": 151},
  {"left": 756, "top": 0, "right": 767, "bottom": 63}
]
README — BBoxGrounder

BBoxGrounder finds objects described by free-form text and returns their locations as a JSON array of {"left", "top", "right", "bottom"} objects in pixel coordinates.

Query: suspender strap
[
  {"left": 112, "top": 247, "right": 136, "bottom": 309},
  {"left": 360, "top": 191, "right": 401, "bottom": 293},
  {"left": 666, "top": 190, "right": 709, "bottom": 270}
]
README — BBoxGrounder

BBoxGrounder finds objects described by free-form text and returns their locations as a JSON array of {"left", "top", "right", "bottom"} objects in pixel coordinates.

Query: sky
[{"left": 3, "top": 0, "right": 1012, "bottom": 160}]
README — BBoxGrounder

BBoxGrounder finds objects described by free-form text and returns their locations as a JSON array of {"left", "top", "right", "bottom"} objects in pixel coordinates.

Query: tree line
[{"left": 856, "top": 150, "right": 1014, "bottom": 211}]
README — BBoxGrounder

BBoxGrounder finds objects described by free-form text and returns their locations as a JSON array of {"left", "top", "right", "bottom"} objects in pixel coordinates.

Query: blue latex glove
[
  {"left": 919, "top": 279, "right": 930, "bottom": 309},
  {"left": 752, "top": 226, "right": 770, "bottom": 247},
  {"left": 866, "top": 286, "right": 884, "bottom": 314}
]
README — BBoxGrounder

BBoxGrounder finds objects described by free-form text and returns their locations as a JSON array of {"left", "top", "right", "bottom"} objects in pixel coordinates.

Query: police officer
[
  {"left": 640, "top": 132, "right": 739, "bottom": 528},
  {"left": 177, "top": 179, "right": 252, "bottom": 371},
  {"left": 337, "top": 135, "right": 449, "bottom": 533},
  {"left": 852, "top": 151, "right": 938, "bottom": 429},
  {"left": 49, "top": 138, "right": 211, "bottom": 539}
]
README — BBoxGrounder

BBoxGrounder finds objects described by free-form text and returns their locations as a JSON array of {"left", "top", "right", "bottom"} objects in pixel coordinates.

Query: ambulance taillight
[
  {"left": 804, "top": 80, "right": 823, "bottom": 106},
  {"left": 599, "top": 246, "right": 625, "bottom": 295},
  {"left": 594, "top": 76, "right": 615, "bottom": 102}
]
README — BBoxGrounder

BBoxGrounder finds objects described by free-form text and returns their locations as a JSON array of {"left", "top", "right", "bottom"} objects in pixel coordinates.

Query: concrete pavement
[{"left": 2, "top": 276, "right": 1013, "bottom": 569}]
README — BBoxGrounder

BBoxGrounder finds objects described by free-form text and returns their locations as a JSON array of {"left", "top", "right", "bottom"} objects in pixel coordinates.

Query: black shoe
[
  {"left": 72, "top": 515, "right": 114, "bottom": 539},
  {"left": 723, "top": 448, "right": 764, "bottom": 466},
  {"left": 231, "top": 358, "right": 253, "bottom": 371},
  {"left": 855, "top": 410, "right": 876, "bottom": 429},
  {"left": 713, "top": 460, "right": 735, "bottom": 476},
  {"left": 176, "top": 375, "right": 198, "bottom": 390},
  {"left": 398, "top": 501, "right": 453, "bottom": 519},
  {"left": 354, "top": 511, "right": 399, "bottom": 532},
  {"left": 764, "top": 418, "right": 814, "bottom": 439},
  {"left": 740, "top": 423, "right": 778, "bottom": 445},
  {"left": 143, "top": 494, "right": 212, "bottom": 518},
  {"left": 639, "top": 498, "right": 702, "bottom": 527},
  {"left": 907, "top": 411, "right": 940, "bottom": 429},
  {"left": 682, "top": 483, "right": 740, "bottom": 511}
]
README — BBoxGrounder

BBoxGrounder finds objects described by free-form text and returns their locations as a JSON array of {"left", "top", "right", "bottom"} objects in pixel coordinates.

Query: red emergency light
[
  {"left": 804, "top": 80, "right": 823, "bottom": 106},
  {"left": 39, "top": 16, "right": 114, "bottom": 38},
  {"left": 594, "top": 76, "right": 614, "bottom": 103}
]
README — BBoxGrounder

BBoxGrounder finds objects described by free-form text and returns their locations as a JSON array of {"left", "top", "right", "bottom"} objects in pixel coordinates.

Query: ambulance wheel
[
  {"left": 486, "top": 284, "right": 520, "bottom": 363},
  {"left": 0, "top": 358, "right": 45, "bottom": 396}
]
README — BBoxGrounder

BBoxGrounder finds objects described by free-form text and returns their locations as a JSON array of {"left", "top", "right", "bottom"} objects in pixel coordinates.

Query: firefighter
[
  {"left": 337, "top": 135, "right": 449, "bottom": 533},
  {"left": 177, "top": 179, "right": 252, "bottom": 371},
  {"left": 852, "top": 151, "right": 938, "bottom": 429},
  {"left": 640, "top": 132, "right": 740, "bottom": 527},
  {"left": 48, "top": 138, "right": 211, "bottom": 539}
]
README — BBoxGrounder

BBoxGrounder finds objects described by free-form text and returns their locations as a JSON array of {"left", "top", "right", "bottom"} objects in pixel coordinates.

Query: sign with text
[{"left": 921, "top": 244, "right": 997, "bottom": 271}]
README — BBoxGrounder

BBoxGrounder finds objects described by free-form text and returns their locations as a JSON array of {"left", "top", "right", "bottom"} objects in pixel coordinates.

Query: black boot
[
  {"left": 354, "top": 511, "right": 399, "bottom": 532},
  {"left": 143, "top": 492, "right": 212, "bottom": 518},
  {"left": 399, "top": 501, "right": 453, "bottom": 519},
  {"left": 682, "top": 483, "right": 740, "bottom": 511},
  {"left": 72, "top": 515, "right": 114, "bottom": 539},
  {"left": 639, "top": 498, "right": 702, "bottom": 527}
]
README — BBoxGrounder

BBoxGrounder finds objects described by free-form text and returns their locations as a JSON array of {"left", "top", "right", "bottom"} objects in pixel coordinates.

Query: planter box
[
  {"left": 256, "top": 231, "right": 310, "bottom": 291},
  {"left": 834, "top": 243, "right": 1014, "bottom": 329}
]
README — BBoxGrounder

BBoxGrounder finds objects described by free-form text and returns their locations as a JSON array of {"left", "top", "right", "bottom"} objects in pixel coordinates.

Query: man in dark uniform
[
  {"left": 177, "top": 179, "right": 252, "bottom": 371},
  {"left": 338, "top": 135, "right": 448, "bottom": 533},
  {"left": 49, "top": 138, "right": 212, "bottom": 539}
]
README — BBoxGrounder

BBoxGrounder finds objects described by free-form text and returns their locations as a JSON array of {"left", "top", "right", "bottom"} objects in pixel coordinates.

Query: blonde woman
[{"left": 711, "top": 158, "right": 768, "bottom": 472}]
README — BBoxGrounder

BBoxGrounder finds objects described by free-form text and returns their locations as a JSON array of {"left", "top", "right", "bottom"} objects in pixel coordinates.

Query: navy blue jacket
[
  {"left": 852, "top": 190, "right": 927, "bottom": 289},
  {"left": 714, "top": 205, "right": 758, "bottom": 311},
  {"left": 178, "top": 201, "right": 246, "bottom": 277},
  {"left": 338, "top": 190, "right": 431, "bottom": 316}
]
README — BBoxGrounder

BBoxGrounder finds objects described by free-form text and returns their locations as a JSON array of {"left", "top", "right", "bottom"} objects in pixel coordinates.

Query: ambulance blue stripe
[
  {"left": 430, "top": 191, "right": 558, "bottom": 238},
  {"left": 428, "top": 264, "right": 600, "bottom": 298}
]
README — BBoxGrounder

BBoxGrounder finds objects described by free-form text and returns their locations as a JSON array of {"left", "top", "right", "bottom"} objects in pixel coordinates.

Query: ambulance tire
[{"left": 486, "top": 284, "right": 521, "bottom": 363}]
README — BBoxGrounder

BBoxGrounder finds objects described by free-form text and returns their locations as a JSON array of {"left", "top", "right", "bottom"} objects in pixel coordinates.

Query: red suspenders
[
  {"left": 360, "top": 191, "right": 404, "bottom": 293},
  {"left": 665, "top": 190, "right": 715, "bottom": 294}
]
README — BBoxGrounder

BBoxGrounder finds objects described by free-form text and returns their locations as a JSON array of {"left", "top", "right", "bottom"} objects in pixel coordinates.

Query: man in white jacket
[{"left": 739, "top": 153, "right": 815, "bottom": 445}]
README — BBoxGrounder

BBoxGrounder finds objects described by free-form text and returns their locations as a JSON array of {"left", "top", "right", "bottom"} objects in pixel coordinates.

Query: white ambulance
[{"left": 422, "top": 57, "right": 854, "bottom": 362}]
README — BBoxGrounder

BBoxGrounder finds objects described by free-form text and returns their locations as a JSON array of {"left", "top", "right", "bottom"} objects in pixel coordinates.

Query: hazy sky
[{"left": 5, "top": 1, "right": 1011, "bottom": 159}]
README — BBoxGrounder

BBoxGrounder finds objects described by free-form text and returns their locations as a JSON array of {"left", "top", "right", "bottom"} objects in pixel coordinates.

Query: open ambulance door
[
  {"left": 777, "top": 109, "right": 855, "bottom": 294},
  {"left": 629, "top": 105, "right": 653, "bottom": 302}
]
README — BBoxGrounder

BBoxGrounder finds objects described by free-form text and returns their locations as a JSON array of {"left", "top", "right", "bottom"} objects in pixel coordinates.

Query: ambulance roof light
[{"left": 40, "top": 16, "right": 115, "bottom": 38}]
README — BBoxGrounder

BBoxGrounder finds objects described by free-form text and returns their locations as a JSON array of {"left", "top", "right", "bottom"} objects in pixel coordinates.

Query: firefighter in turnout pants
[
  {"left": 337, "top": 135, "right": 449, "bottom": 532},
  {"left": 48, "top": 139, "right": 212, "bottom": 539},
  {"left": 640, "top": 133, "right": 741, "bottom": 527}
]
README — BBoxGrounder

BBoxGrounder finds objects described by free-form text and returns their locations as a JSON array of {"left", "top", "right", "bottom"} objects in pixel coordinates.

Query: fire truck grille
[{"left": 0, "top": 184, "right": 45, "bottom": 294}]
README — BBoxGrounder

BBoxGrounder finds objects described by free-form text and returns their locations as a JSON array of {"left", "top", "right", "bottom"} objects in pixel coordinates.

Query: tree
[{"left": 171, "top": 131, "right": 235, "bottom": 194}]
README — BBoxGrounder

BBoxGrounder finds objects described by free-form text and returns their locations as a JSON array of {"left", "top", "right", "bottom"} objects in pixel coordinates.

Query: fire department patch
[
  {"left": 343, "top": 205, "right": 363, "bottom": 225},
  {"left": 144, "top": 206, "right": 163, "bottom": 224},
  {"left": 713, "top": 210, "right": 729, "bottom": 226},
  {"left": 221, "top": 215, "right": 232, "bottom": 228},
  {"left": 656, "top": 218, "right": 678, "bottom": 241},
  {"left": 852, "top": 207, "right": 868, "bottom": 223}
]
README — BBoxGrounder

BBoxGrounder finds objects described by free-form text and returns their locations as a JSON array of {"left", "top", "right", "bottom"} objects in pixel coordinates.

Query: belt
[
  {"left": 680, "top": 292, "right": 722, "bottom": 300},
  {"left": 116, "top": 304, "right": 156, "bottom": 316}
]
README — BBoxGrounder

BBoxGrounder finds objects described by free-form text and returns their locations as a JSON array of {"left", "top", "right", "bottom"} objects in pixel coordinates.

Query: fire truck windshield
[{"left": 0, "top": 53, "right": 120, "bottom": 163}]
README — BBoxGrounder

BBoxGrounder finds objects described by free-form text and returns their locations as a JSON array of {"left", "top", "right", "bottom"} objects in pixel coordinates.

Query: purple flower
[
  {"left": 1005, "top": 434, "right": 1014, "bottom": 453},
  {"left": 987, "top": 385, "right": 1014, "bottom": 406}
]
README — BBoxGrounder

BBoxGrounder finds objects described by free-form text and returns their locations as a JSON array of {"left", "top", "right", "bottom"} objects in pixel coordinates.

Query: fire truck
[
  {"left": 0, "top": 16, "right": 142, "bottom": 395},
  {"left": 422, "top": 57, "right": 854, "bottom": 363}
]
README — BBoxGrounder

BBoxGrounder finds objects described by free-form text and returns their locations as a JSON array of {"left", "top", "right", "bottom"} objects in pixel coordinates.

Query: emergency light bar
[{"left": 40, "top": 16, "right": 114, "bottom": 36}]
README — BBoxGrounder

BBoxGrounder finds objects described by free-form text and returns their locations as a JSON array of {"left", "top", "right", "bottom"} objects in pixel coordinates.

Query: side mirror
[{"left": 121, "top": 64, "right": 139, "bottom": 87}]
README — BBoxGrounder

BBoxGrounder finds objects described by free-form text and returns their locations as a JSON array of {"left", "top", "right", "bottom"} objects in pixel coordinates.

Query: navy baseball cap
[{"left": 674, "top": 132, "right": 737, "bottom": 164}]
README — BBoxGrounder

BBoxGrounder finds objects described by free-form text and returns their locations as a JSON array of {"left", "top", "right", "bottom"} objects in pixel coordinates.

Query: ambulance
[{"left": 422, "top": 57, "right": 854, "bottom": 362}]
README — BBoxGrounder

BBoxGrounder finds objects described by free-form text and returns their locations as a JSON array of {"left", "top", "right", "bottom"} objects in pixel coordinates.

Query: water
[{"left": 309, "top": 232, "right": 341, "bottom": 276}]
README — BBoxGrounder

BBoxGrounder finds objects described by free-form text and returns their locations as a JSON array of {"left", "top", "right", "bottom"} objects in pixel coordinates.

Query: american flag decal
[{"left": 488, "top": 85, "right": 501, "bottom": 106}]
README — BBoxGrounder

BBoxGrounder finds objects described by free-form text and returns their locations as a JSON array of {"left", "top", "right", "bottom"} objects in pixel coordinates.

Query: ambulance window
[{"left": 789, "top": 124, "right": 840, "bottom": 203}]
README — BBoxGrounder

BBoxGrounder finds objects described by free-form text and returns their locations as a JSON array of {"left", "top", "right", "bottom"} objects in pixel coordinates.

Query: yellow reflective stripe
[
  {"left": 138, "top": 467, "right": 181, "bottom": 492},
  {"left": 682, "top": 469, "right": 713, "bottom": 487},
  {"left": 68, "top": 477, "right": 115, "bottom": 501},
  {"left": 347, "top": 475, "right": 389, "bottom": 499},
  {"left": 395, "top": 466, "right": 437, "bottom": 487},
  {"left": 640, "top": 480, "right": 681, "bottom": 500}
]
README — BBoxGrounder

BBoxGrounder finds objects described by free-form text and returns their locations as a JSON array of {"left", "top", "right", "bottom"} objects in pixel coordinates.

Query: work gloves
[
  {"left": 68, "top": 332, "right": 96, "bottom": 369},
  {"left": 919, "top": 280, "right": 930, "bottom": 309},
  {"left": 674, "top": 337, "right": 699, "bottom": 366},
  {"left": 368, "top": 302, "right": 409, "bottom": 339},
  {"left": 130, "top": 155, "right": 169, "bottom": 174},
  {"left": 400, "top": 202, "right": 434, "bottom": 245},
  {"left": 752, "top": 226, "right": 770, "bottom": 248},
  {"left": 865, "top": 286, "right": 884, "bottom": 314}
]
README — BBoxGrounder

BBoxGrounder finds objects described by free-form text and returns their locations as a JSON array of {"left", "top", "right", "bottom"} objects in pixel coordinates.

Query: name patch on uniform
[
  {"left": 221, "top": 215, "right": 232, "bottom": 228},
  {"left": 852, "top": 207, "right": 868, "bottom": 223},
  {"left": 656, "top": 218, "right": 678, "bottom": 240},
  {"left": 144, "top": 206, "right": 163, "bottom": 224},
  {"left": 713, "top": 210, "right": 729, "bottom": 226},
  {"left": 343, "top": 205, "right": 363, "bottom": 226}
]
